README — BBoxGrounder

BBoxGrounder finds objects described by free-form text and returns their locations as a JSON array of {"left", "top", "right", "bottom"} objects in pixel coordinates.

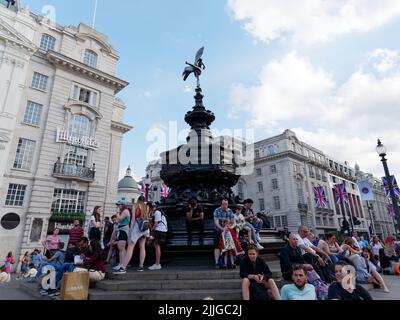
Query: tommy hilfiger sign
[{"left": 56, "top": 128, "right": 99, "bottom": 150}]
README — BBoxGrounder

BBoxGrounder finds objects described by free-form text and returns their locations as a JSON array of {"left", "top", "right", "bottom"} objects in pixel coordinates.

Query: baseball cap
[{"left": 115, "top": 199, "right": 129, "bottom": 206}]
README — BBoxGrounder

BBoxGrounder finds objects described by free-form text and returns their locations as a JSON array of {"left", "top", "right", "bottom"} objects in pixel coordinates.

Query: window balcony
[
  {"left": 298, "top": 203, "right": 308, "bottom": 213},
  {"left": 53, "top": 162, "right": 96, "bottom": 182},
  {"left": 309, "top": 172, "right": 315, "bottom": 178},
  {"left": 315, "top": 208, "right": 335, "bottom": 216}
]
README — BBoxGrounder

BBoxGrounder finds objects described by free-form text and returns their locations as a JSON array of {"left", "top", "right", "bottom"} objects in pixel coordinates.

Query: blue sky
[{"left": 22, "top": 0, "right": 400, "bottom": 181}]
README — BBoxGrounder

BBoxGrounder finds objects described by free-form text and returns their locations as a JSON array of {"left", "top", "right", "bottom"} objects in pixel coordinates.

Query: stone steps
[
  {"left": 89, "top": 288, "right": 242, "bottom": 300},
  {"left": 96, "top": 279, "right": 243, "bottom": 291}
]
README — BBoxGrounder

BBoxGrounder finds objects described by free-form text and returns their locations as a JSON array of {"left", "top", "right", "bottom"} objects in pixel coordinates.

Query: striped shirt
[{"left": 69, "top": 226, "right": 84, "bottom": 245}]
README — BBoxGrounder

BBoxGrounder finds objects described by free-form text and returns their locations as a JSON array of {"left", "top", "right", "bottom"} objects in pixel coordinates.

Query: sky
[{"left": 22, "top": 0, "right": 400, "bottom": 182}]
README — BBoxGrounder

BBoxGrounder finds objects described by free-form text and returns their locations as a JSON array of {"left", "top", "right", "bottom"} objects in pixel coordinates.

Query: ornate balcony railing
[
  {"left": 315, "top": 208, "right": 335, "bottom": 216},
  {"left": 53, "top": 162, "right": 95, "bottom": 182},
  {"left": 298, "top": 203, "right": 308, "bottom": 212}
]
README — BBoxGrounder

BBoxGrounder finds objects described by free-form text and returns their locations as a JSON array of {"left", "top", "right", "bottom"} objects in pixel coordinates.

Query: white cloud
[
  {"left": 229, "top": 50, "right": 400, "bottom": 177},
  {"left": 226, "top": 0, "right": 400, "bottom": 44},
  {"left": 183, "top": 85, "right": 192, "bottom": 93},
  {"left": 144, "top": 91, "right": 152, "bottom": 98}
]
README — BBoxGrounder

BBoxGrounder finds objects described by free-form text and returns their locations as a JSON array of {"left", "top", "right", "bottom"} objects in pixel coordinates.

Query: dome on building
[{"left": 118, "top": 166, "right": 139, "bottom": 190}]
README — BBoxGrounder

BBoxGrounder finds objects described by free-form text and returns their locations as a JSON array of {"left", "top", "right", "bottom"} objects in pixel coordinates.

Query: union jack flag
[
  {"left": 387, "top": 204, "right": 395, "bottom": 218},
  {"left": 334, "top": 183, "right": 348, "bottom": 205},
  {"left": 314, "top": 186, "right": 327, "bottom": 208},
  {"left": 160, "top": 183, "right": 171, "bottom": 198},
  {"left": 382, "top": 175, "right": 400, "bottom": 198},
  {"left": 139, "top": 181, "right": 146, "bottom": 196}
]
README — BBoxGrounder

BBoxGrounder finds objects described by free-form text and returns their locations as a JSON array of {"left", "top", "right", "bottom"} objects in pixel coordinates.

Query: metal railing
[{"left": 53, "top": 162, "right": 95, "bottom": 181}]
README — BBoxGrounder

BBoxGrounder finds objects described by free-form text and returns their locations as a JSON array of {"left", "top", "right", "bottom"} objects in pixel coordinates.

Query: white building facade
[
  {"left": 0, "top": 3, "right": 131, "bottom": 268},
  {"left": 234, "top": 130, "right": 371, "bottom": 238}
]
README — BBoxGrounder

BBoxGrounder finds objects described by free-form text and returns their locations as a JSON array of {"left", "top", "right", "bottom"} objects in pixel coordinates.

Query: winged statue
[{"left": 182, "top": 47, "right": 206, "bottom": 88}]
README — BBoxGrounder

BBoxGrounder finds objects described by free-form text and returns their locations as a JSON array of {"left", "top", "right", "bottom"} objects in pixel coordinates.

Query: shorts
[
  {"left": 213, "top": 229, "right": 222, "bottom": 249},
  {"left": 153, "top": 231, "right": 167, "bottom": 245},
  {"left": 116, "top": 230, "right": 128, "bottom": 242},
  {"left": 21, "top": 264, "right": 28, "bottom": 273}
]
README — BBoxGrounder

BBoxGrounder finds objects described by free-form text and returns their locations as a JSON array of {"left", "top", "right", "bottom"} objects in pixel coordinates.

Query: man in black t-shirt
[{"left": 186, "top": 199, "right": 204, "bottom": 246}]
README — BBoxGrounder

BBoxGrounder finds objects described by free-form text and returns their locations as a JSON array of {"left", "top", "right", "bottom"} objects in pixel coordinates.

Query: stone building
[
  {"left": 0, "top": 3, "right": 131, "bottom": 267},
  {"left": 117, "top": 166, "right": 140, "bottom": 205},
  {"left": 234, "top": 129, "right": 370, "bottom": 238}
]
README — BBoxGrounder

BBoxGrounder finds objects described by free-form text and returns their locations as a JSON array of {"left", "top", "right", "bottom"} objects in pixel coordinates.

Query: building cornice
[
  {"left": 0, "top": 17, "right": 36, "bottom": 53},
  {"left": 255, "top": 151, "right": 357, "bottom": 182},
  {"left": 46, "top": 50, "right": 129, "bottom": 93},
  {"left": 111, "top": 120, "right": 133, "bottom": 134}
]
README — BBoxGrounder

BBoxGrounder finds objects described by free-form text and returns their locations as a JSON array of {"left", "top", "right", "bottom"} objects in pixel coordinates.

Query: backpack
[
  {"left": 138, "top": 218, "right": 150, "bottom": 232},
  {"left": 307, "top": 270, "right": 329, "bottom": 301},
  {"left": 157, "top": 209, "right": 172, "bottom": 235}
]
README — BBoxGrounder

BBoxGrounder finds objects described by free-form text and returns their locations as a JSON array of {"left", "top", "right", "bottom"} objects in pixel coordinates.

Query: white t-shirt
[
  {"left": 352, "top": 237, "right": 361, "bottom": 250},
  {"left": 372, "top": 243, "right": 383, "bottom": 257},
  {"left": 296, "top": 234, "right": 316, "bottom": 256},
  {"left": 153, "top": 210, "right": 167, "bottom": 233}
]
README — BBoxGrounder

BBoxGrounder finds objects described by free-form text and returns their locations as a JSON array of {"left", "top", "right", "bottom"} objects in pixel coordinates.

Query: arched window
[
  {"left": 40, "top": 34, "right": 56, "bottom": 51},
  {"left": 69, "top": 114, "right": 91, "bottom": 137},
  {"left": 83, "top": 49, "right": 98, "bottom": 68}
]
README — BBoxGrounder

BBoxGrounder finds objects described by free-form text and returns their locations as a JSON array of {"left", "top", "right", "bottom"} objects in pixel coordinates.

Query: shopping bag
[{"left": 60, "top": 271, "right": 89, "bottom": 300}]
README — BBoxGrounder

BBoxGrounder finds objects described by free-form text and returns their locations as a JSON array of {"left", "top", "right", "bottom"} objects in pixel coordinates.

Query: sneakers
[
  {"left": 112, "top": 264, "right": 122, "bottom": 271},
  {"left": 256, "top": 233, "right": 262, "bottom": 242},
  {"left": 113, "top": 267, "right": 126, "bottom": 274},
  {"left": 39, "top": 289, "right": 50, "bottom": 296},
  {"left": 256, "top": 243, "right": 264, "bottom": 250},
  {"left": 48, "top": 290, "right": 60, "bottom": 299},
  {"left": 148, "top": 264, "right": 162, "bottom": 271},
  {"left": 137, "top": 267, "right": 144, "bottom": 272}
]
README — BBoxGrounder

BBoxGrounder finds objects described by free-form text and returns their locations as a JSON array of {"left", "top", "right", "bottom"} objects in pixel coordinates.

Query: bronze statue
[{"left": 182, "top": 47, "right": 206, "bottom": 88}]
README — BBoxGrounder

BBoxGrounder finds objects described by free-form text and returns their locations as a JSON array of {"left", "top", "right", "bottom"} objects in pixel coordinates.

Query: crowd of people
[{"left": 239, "top": 226, "right": 400, "bottom": 300}]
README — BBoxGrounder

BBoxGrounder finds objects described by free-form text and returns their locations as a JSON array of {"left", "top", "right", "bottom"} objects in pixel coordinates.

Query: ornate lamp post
[{"left": 376, "top": 139, "right": 400, "bottom": 231}]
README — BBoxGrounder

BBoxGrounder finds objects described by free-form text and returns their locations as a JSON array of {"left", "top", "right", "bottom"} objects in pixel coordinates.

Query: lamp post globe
[{"left": 376, "top": 139, "right": 387, "bottom": 157}]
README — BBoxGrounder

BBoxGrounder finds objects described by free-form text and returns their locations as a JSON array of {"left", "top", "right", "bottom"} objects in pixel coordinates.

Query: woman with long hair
[
  {"left": 17, "top": 252, "right": 29, "bottom": 280},
  {"left": 356, "top": 248, "right": 389, "bottom": 293},
  {"left": 371, "top": 235, "right": 384, "bottom": 262},
  {"left": 89, "top": 206, "right": 102, "bottom": 241},
  {"left": 114, "top": 196, "right": 149, "bottom": 274}
]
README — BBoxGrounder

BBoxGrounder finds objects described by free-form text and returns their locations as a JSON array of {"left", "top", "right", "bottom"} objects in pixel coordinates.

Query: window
[
  {"left": 301, "top": 215, "right": 308, "bottom": 227},
  {"left": 270, "top": 165, "right": 277, "bottom": 174},
  {"left": 257, "top": 182, "right": 264, "bottom": 192},
  {"left": 282, "top": 215, "right": 288, "bottom": 228},
  {"left": 272, "top": 178, "right": 278, "bottom": 190},
  {"left": 83, "top": 49, "right": 98, "bottom": 68},
  {"left": 332, "top": 176, "right": 337, "bottom": 183},
  {"left": 69, "top": 115, "right": 91, "bottom": 137},
  {"left": 31, "top": 72, "right": 48, "bottom": 91},
  {"left": 268, "top": 145, "right": 275, "bottom": 155},
  {"left": 64, "top": 146, "right": 88, "bottom": 167},
  {"left": 238, "top": 182, "right": 244, "bottom": 200},
  {"left": 273, "top": 196, "right": 281, "bottom": 210},
  {"left": 259, "top": 199, "right": 265, "bottom": 211},
  {"left": 5, "top": 184, "right": 26, "bottom": 207},
  {"left": 274, "top": 216, "right": 282, "bottom": 228},
  {"left": 256, "top": 168, "right": 262, "bottom": 176},
  {"left": 293, "top": 163, "right": 299, "bottom": 173},
  {"left": 13, "top": 138, "right": 35, "bottom": 170},
  {"left": 23, "top": 101, "right": 43, "bottom": 126},
  {"left": 40, "top": 34, "right": 56, "bottom": 51},
  {"left": 1, "top": 213, "right": 20, "bottom": 230},
  {"left": 255, "top": 149, "right": 260, "bottom": 159},
  {"left": 71, "top": 84, "right": 99, "bottom": 107},
  {"left": 51, "top": 189, "right": 86, "bottom": 213},
  {"left": 316, "top": 217, "right": 322, "bottom": 226},
  {"left": 329, "top": 218, "right": 335, "bottom": 227}
]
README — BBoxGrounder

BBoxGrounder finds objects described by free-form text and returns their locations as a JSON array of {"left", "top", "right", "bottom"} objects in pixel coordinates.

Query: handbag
[
  {"left": 60, "top": 272, "right": 89, "bottom": 300},
  {"left": 138, "top": 218, "right": 150, "bottom": 232}
]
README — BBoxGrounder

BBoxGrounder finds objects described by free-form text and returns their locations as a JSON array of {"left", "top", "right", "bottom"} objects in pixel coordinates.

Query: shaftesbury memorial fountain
[{"left": 158, "top": 48, "right": 284, "bottom": 253}]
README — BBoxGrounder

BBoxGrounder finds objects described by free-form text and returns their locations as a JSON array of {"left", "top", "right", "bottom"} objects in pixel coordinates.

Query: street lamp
[{"left": 376, "top": 139, "right": 400, "bottom": 232}]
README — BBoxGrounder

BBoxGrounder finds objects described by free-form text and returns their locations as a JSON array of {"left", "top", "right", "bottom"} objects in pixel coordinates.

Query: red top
[
  {"left": 84, "top": 252, "right": 105, "bottom": 273},
  {"left": 69, "top": 226, "right": 84, "bottom": 246}
]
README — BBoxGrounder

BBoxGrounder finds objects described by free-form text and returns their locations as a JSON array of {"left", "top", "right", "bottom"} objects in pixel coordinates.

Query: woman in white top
[
  {"left": 356, "top": 248, "right": 389, "bottom": 293},
  {"left": 370, "top": 235, "right": 384, "bottom": 260},
  {"left": 89, "top": 206, "right": 103, "bottom": 241}
]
